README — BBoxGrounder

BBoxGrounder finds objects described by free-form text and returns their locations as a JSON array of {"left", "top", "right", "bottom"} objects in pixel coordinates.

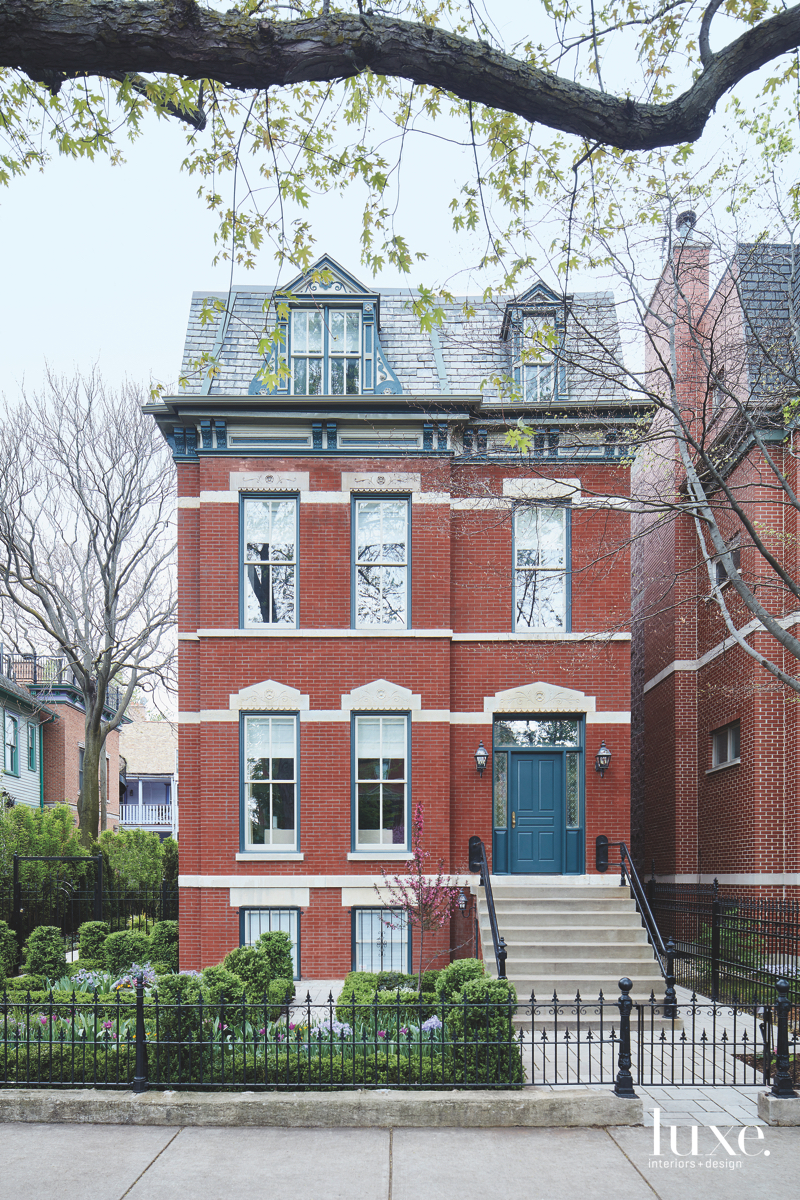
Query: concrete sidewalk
[{"left": 1, "top": 1122, "right": 798, "bottom": 1200}]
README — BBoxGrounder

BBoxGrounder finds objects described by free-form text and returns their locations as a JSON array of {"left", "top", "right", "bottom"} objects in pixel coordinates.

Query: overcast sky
[{"left": 0, "top": 9, "right": 779, "bottom": 399}]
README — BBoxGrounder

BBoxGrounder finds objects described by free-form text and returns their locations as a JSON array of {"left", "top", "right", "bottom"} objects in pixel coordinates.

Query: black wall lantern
[
  {"left": 474, "top": 740, "right": 488, "bottom": 776},
  {"left": 594, "top": 740, "right": 611, "bottom": 778}
]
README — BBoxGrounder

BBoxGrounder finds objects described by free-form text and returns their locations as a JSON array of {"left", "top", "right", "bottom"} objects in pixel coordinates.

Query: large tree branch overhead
[{"left": 2, "top": 3, "right": 799, "bottom": 150}]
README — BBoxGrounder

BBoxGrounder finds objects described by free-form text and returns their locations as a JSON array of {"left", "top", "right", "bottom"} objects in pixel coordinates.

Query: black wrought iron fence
[
  {"left": 647, "top": 879, "right": 800, "bottom": 1004},
  {"left": 2, "top": 975, "right": 798, "bottom": 1094}
]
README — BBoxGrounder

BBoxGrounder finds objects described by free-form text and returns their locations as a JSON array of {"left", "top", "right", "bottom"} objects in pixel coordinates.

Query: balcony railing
[
  {"left": 0, "top": 650, "right": 124, "bottom": 712},
  {"left": 119, "top": 804, "right": 173, "bottom": 827}
]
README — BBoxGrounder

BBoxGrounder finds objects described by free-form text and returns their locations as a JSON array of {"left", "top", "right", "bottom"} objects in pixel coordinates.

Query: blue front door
[{"left": 510, "top": 753, "right": 563, "bottom": 873}]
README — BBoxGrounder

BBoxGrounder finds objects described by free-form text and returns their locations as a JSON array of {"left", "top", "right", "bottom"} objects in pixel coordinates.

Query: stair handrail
[
  {"left": 468, "top": 836, "right": 507, "bottom": 978},
  {"left": 612, "top": 841, "right": 668, "bottom": 974}
]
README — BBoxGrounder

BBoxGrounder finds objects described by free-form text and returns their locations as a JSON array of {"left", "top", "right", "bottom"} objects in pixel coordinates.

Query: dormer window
[
  {"left": 291, "top": 307, "right": 362, "bottom": 396},
  {"left": 514, "top": 313, "right": 557, "bottom": 403}
]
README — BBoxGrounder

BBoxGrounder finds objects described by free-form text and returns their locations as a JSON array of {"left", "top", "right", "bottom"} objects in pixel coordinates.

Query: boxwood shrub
[
  {"left": 104, "top": 930, "right": 151, "bottom": 976},
  {"left": 22, "top": 926, "right": 65, "bottom": 979},
  {"left": 149, "top": 921, "right": 179, "bottom": 973},
  {"left": 434, "top": 958, "right": 486, "bottom": 1002},
  {"left": 0, "top": 919, "right": 19, "bottom": 981},
  {"left": 254, "top": 930, "right": 294, "bottom": 984},
  {"left": 78, "top": 921, "right": 111, "bottom": 963}
]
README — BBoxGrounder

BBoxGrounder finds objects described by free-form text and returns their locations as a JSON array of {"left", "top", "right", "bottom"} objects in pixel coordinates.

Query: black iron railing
[
  {"left": 648, "top": 877, "right": 800, "bottom": 1004},
  {"left": 0, "top": 651, "right": 124, "bottom": 712},
  {"left": 2, "top": 975, "right": 798, "bottom": 1093},
  {"left": 468, "top": 836, "right": 507, "bottom": 979}
]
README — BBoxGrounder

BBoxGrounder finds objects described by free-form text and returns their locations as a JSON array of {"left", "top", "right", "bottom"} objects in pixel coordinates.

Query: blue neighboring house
[{"left": 1, "top": 668, "right": 56, "bottom": 810}]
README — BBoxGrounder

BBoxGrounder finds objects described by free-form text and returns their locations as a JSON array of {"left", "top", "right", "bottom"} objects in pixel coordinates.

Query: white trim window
[
  {"left": 514, "top": 506, "right": 568, "bottom": 630},
  {"left": 354, "top": 715, "right": 407, "bottom": 849},
  {"left": 291, "top": 307, "right": 361, "bottom": 396},
  {"left": 354, "top": 498, "right": 408, "bottom": 627},
  {"left": 711, "top": 721, "right": 740, "bottom": 768},
  {"left": 514, "top": 313, "right": 556, "bottom": 403},
  {"left": 242, "top": 497, "right": 297, "bottom": 627},
  {"left": 354, "top": 909, "right": 409, "bottom": 973},
  {"left": 242, "top": 908, "right": 299, "bottom": 978},
  {"left": 243, "top": 715, "right": 298, "bottom": 850}
]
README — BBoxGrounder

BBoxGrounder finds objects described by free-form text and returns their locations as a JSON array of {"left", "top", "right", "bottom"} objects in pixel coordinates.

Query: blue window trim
[
  {"left": 238, "top": 906, "right": 301, "bottom": 980},
  {"left": 350, "top": 493, "right": 411, "bottom": 630},
  {"left": 350, "top": 907, "right": 413, "bottom": 975},
  {"left": 238, "top": 492, "right": 300, "bottom": 630},
  {"left": 350, "top": 710, "right": 412, "bottom": 854},
  {"left": 490, "top": 713, "right": 584, "bottom": 874},
  {"left": 511, "top": 503, "right": 571, "bottom": 633},
  {"left": 239, "top": 711, "right": 301, "bottom": 855}
]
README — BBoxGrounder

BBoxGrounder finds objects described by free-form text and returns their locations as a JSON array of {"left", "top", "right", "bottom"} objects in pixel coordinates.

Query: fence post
[
  {"left": 711, "top": 878, "right": 721, "bottom": 1003},
  {"left": 93, "top": 854, "right": 104, "bottom": 923},
  {"left": 132, "top": 975, "right": 149, "bottom": 1093},
  {"left": 498, "top": 937, "right": 507, "bottom": 980},
  {"left": 614, "top": 977, "right": 638, "bottom": 1097},
  {"left": 771, "top": 978, "right": 798, "bottom": 1099},
  {"left": 11, "top": 853, "right": 20, "bottom": 936},
  {"left": 664, "top": 938, "right": 677, "bottom": 1020}
]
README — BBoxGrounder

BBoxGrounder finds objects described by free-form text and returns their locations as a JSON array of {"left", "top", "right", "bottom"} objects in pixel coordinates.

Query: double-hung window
[
  {"left": 354, "top": 714, "right": 408, "bottom": 849},
  {"left": 514, "top": 505, "right": 569, "bottom": 630},
  {"left": 4, "top": 712, "right": 18, "bottom": 775},
  {"left": 242, "top": 496, "right": 297, "bottom": 627},
  {"left": 242, "top": 714, "right": 298, "bottom": 850},
  {"left": 291, "top": 308, "right": 361, "bottom": 396},
  {"left": 27, "top": 723, "right": 35, "bottom": 771},
  {"left": 353, "top": 497, "right": 409, "bottom": 627},
  {"left": 514, "top": 313, "right": 557, "bottom": 403}
]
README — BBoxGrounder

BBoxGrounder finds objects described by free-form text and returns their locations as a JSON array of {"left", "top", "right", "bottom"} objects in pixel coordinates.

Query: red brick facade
[
  {"left": 632, "top": 237, "right": 800, "bottom": 900},
  {"left": 174, "top": 452, "right": 634, "bottom": 975}
]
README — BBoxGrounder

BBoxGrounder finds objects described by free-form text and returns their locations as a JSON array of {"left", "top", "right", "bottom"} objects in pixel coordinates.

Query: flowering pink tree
[{"left": 377, "top": 802, "right": 462, "bottom": 992}]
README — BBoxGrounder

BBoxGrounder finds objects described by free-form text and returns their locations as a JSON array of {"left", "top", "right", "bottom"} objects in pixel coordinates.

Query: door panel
[{"left": 510, "top": 753, "right": 563, "bottom": 873}]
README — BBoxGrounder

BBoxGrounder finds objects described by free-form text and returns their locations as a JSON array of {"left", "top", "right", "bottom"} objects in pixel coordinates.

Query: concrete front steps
[{"left": 476, "top": 877, "right": 675, "bottom": 1029}]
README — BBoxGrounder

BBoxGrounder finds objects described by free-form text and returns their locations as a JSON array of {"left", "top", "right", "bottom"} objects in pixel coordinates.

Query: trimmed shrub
[
  {"left": 104, "top": 930, "right": 151, "bottom": 976},
  {"left": 149, "top": 960, "right": 174, "bottom": 977},
  {"left": 336, "top": 971, "right": 378, "bottom": 1019},
  {"left": 421, "top": 969, "right": 441, "bottom": 993},
  {"left": 201, "top": 965, "right": 246, "bottom": 1007},
  {"left": 447, "top": 976, "right": 524, "bottom": 1085},
  {"left": 22, "top": 926, "right": 65, "bottom": 979},
  {"left": 78, "top": 921, "right": 111, "bottom": 962},
  {"left": 223, "top": 945, "right": 272, "bottom": 1002},
  {"left": 267, "top": 977, "right": 293, "bottom": 1020},
  {"left": 154, "top": 972, "right": 204, "bottom": 1042},
  {"left": 254, "top": 930, "right": 294, "bottom": 983},
  {"left": 3, "top": 973, "right": 45, "bottom": 993},
  {"left": 434, "top": 958, "right": 486, "bottom": 1003},
  {"left": 376, "top": 971, "right": 416, "bottom": 992},
  {"left": 0, "top": 919, "right": 18, "bottom": 981},
  {"left": 149, "top": 921, "right": 179, "bottom": 973}
]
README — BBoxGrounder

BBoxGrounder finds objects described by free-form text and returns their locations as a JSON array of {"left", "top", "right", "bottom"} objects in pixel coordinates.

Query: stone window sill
[
  {"left": 705, "top": 758, "right": 741, "bottom": 775},
  {"left": 235, "top": 852, "right": 305, "bottom": 861},
  {"left": 346, "top": 852, "right": 413, "bottom": 861}
]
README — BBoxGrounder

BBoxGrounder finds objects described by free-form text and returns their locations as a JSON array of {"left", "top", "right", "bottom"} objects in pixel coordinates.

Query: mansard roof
[{"left": 175, "top": 255, "right": 628, "bottom": 409}]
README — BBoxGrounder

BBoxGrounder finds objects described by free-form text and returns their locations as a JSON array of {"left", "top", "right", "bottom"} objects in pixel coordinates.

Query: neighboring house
[
  {"left": 632, "top": 232, "right": 800, "bottom": 900},
  {"left": 144, "top": 254, "right": 656, "bottom": 988},
  {"left": 0, "top": 666, "right": 56, "bottom": 808},
  {"left": 119, "top": 714, "right": 178, "bottom": 841},
  {"left": 0, "top": 648, "right": 124, "bottom": 829}
]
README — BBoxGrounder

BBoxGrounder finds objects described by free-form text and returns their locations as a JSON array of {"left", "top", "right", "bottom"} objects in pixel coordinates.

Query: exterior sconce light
[
  {"left": 594, "top": 741, "right": 612, "bottom": 778},
  {"left": 457, "top": 889, "right": 467, "bottom": 912},
  {"left": 474, "top": 740, "right": 488, "bottom": 776}
]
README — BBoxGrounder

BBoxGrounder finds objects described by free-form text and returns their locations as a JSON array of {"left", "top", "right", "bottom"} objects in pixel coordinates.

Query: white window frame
[
  {"left": 242, "top": 714, "right": 299, "bottom": 852},
  {"left": 353, "top": 714, "right": 409, "bottom": 851},
  {"left": 241, "top": 907, "right": 300, "bottom": 979},
  {"left": 513, "top": 311, "right": 557, "bottom": 404},
  {"left": 513, "top": 505, "right": 569, "bottom": 631},
  {"left": 353, "top": 496, "right": 410, "bottom": 629},
  {"left": 290, "top": 306, "right": 362, "bottom": 396},
  {"left": 4, "top": 711, "right": 19, "bottom": 776},
  {"left": 241, "top": 495, "right": 298, "bottom": 628}
]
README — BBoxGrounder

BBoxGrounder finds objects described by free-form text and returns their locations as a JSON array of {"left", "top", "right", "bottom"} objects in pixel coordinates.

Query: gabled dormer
[
  {"left": 501, "top": 280, "right": 571, "bottom": 405},
  {"left": 249, "top": 255, "right": 403, "bottom": 397}
]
